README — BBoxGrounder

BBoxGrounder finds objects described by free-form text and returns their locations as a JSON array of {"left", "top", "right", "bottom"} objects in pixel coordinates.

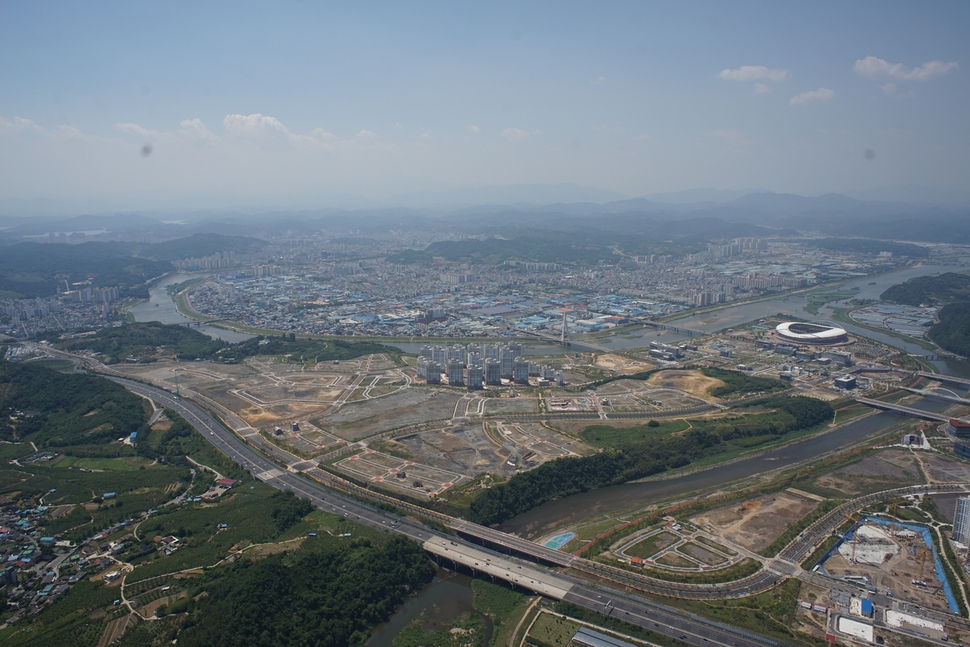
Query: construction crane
[
  {"left": 913, "top": 547, "right": 931, "bottom": 587},
  {"left": 844, "top": 514, "right": 862, "bottom": 563},
  {"left": 890, "top": 502, "right": 899, "bottom": 538}
]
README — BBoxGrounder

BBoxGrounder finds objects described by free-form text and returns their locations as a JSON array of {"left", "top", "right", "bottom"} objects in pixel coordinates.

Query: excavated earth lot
[
  {"left": 806, "top": 449, "right": 925, "bottom": 498},
  {"left": 318, "top": 388, "right": 464, "bottom": 440},
  {"left": 692, "top": 492, "right": 818, "bottom": 553}
]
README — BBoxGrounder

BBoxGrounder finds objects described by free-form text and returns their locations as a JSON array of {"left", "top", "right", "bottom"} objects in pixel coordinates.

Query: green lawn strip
[
  {"left": 694, "top": 535, "right": 738, "bottom": 556},
  {"left": 932, "top": 525, "right": 970, "bottom": 617},
  {"left": 622, "top": 530, "right": 673, "bottom": 559},
  {"left": 598, "top": 557, "right": 762, "bottom": 585},
  {"left": 553, "top": 601, "right": 691, "bottom": 647},
  {"left": 580, "top": 420, "right": 689, "bottom": 447},
  {"left": 675, "top": 580, "right": 826, "bottom": 647},
  {"left": 800, "top": 536, "right": 840, "bottom": 571}
]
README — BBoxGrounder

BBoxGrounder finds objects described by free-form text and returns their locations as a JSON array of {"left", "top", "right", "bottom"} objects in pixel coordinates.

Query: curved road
[{"left": 111, "top": 376, "right": 788, "bottom": 647}]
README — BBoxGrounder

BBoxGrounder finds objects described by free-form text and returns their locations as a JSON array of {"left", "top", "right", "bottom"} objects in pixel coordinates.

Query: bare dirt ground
[
  {"left": 393, "top": 424, "right": 507, "bottom": 476},
  {"left": 594, "top": 354, "right": 654, "bottom": 374},
  {"left": 482, "top": 397, "right": 539, "bottom": 415},
  {"left": 319, "top": 389, "right": 463, "bottom": 440},
  {"left": 646, "top": 370, "right": 724, "bottom": 401},
  {"left": 822, "top": 529, "right": 952, "bottom": 612},
  {"left": 922, "top": 451, "right": 970, "bottom": 483},
  {"left": 808, "top": 449, "right": 925, "bottom": 497},
  {"left": 693, "top": 492, "right": 818, "bottom": 552}
]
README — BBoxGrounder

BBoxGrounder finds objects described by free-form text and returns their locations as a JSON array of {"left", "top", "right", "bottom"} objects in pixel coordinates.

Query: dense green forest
[
  {"left": 57, "top": 324, "right": 396, "bottom": 364},
  {"left": 927, "top": 303, "right": 970, "bottom": 357},
  {"left": 812, "top": 238, "right": 930, "bottom": 258},
  {"left": 145, "top": 233, "right": 267, "bottom": 262},
  {"left": 0, "top": 242, "right": 172, "bottom": 299},
  {"left": 880, "top": 272, "right": 970, "bottom": 306},
  {"left": 174, "top": 535, "right": 434, "bottom": 647},
  {"left": 879, "top": 272, "right": 970, "bottom": 357},
  {"left": 0, "top": 234, "right": 267, "bottom": 299},
  {"left": 0, "top": 360, "right": 150, "bottom": 447},
  {"left": 387, "top": 227, "right": 705, "bottom": 266},
  {"left": 231, "top": 334, "right": 396, "bottom": 362},
  {"left": 468, "top": 396, "right": 833, "bottom": 525},
  {"left": 59, "top": 322, "right": 229, "bottom": 363},
  {"left": 699, "top": 367, "right": 789, "bottom": 398}
]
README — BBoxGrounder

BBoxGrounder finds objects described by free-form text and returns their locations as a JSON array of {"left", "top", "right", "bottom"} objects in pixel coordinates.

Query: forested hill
[
  {"left": 58, "top": 321, "right": 229, "bottom": 363},
  {"left": 176, "top": 535, "right": 434, "bottom": 647},
  {"left": 0, "top": 234, "right": 267, "bottom": 300},
  {"left": 880, "top": 272, "right": 970, "bottom": 306},
  {"left": 880, "top": 272, "right": 970, "bottom": 357},
  {"left": 58, "top": 323, "right": 397, "bottom": 364},
  {"left": 145, "top": 233, "right": 267, "bottom": 261},
  {"left": 0, "top": 242, "right": 172, "bottom": 299},
  {"left": 0, "top": 360, "right": 151, "bottom": 447}
]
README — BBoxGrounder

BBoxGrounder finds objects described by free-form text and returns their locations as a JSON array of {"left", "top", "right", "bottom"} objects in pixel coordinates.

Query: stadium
[{"left": 774, "top": 322, "right": 849, "bottom": 345}]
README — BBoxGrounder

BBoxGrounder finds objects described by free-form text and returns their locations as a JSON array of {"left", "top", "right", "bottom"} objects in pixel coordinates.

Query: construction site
[{"left": 815, "top": 516, "right": 960, "bottom": 614}]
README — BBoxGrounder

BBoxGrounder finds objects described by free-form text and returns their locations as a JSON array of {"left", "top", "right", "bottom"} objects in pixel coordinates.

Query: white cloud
[
  {"left": 631, "top": 133, "right": 650, "bottom": 141},
  {"left": 222, "top": 113, "right": 341, "bottom": 146},
  {"left": 790, "top": 88, "right": 835, "bottom": 106},
  {"left": 223, "top": 113, "right": 290, "bottom": 137},
  {"left": 116, "top": 122, "right": 169, "bottom": 140},
  {"left": 718, "top": 65, "right": 788, "bottom": 82},
  {"left": 501, "top": 127, "right": 539, "bottom": 141},
  {"left": 754, "top": 83, "right": 771, "bottom": 94},
  {"left": 179, "top": 118, "right": 219, "bottom": 143},
  {"left": 880, "top": 83, "right": 896, "bottom": 95},
  {"left": 0, "top": 116, "right": 50, "bottom": 135},
  {"left": 853, "top": 56, "right": 958, "bottom": 81},
  {"left": 591, "top": 76, "right": 606, "bottom": 86},
  {"left": 467, "top": 124, "right": 481, "bottom": 133}
]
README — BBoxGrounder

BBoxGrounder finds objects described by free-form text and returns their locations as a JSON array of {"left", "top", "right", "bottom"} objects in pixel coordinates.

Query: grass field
[
  {"left": 528, "top": 612, "right": 581, "bottom": 646},
  {"left": 54, "top": 456, "right": 160, "bottom": 471},
  {"left": 580, "top": 419, "right": 690, "bottom": 448}
]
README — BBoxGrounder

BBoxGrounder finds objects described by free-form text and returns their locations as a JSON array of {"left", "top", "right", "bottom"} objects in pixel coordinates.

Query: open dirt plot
[
  {"left": 922, "top": 452, "right": 970, "bottom": 484},
  {"left": 808, "top": 449, "right": 925, "bottom": 498},
  {"left": 821, "top": 523, "right": 953, "bottom": 612},
  {"left": 656, "top": 552, "right": 695, "bottom": 568},
  {"left": 594, "top": 354, "right": 654, "bottom": 374},
  {"left": 677, "top": 542, "right": 728, "bottom": 566},
  {"left": 493, "top": 422, "right": 592, "bottom": 463},
  {"left": 335, "top": 449, "right": 464, "bottom": 496},
  {"left": 392, "top": 424, "right": 506, "bottom": 475},
  {"left": 647, "top": 370, "right": 724, "bottom": 401},
  {"left": 319, "top": 388, "right": 463, "bottom": 440},
  {"left": 624, "top": 531, "right": 679, "bottom": 559},
  {"left": 693, "top": 492, "right": 819, "bottom": 552},
  {"left": 482, "top": 397, "right": 538, "bottom": 415}
]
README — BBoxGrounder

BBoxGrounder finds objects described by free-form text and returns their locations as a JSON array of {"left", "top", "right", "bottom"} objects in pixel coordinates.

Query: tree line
[{"left": 468, "top": 396, "right": 832, "bottom": 526}]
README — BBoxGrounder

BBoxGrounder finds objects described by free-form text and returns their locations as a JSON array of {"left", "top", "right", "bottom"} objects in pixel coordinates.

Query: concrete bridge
[
  {"left": 917, "top": 371, "right": 970, "bottom": 389},
  {"left": 853, "top": 397, "right": 959, "bottom": 423}
]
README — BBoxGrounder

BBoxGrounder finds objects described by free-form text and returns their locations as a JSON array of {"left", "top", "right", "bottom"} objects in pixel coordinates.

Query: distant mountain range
[{"left": 2, "top": 188, "right": 969, "bottom": 245}]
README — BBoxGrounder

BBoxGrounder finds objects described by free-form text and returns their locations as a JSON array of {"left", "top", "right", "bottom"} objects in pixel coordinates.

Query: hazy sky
[{"left": 1, "top": 1, "right": 968, "bottom": 212}]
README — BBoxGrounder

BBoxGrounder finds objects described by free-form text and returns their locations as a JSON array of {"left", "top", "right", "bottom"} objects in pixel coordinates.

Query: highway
[{"left": 111, "top": 376, "right": 786, "bottom": 647}]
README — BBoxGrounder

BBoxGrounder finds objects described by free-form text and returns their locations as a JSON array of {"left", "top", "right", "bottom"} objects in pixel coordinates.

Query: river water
[
  {"left": 499, "top": 263, "right": 970, "bottom": 536},
  {"left": 365, "top": 571, "right": 491, "bottom": 647},
  {"left": 128, "top": 274, "right": 254, "bottom": 343}
]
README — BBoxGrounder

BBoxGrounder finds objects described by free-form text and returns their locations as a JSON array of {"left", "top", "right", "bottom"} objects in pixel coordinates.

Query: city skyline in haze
[{"left": 1, "top": 1, "right": 968, "bottom": 214}]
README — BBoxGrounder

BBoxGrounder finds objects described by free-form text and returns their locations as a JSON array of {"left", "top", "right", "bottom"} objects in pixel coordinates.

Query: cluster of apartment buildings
[{"left": 416, "top": 342, "right": 565, "bottom": 389}]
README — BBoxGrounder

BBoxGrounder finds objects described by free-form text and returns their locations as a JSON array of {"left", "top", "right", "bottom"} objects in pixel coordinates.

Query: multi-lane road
[{"left": 112, "top": 376, "right": 787, "bottom": 647}]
